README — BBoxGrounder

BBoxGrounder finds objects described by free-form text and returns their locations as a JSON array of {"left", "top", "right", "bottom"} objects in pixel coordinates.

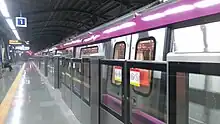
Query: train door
[
  {"left": 129, "top": 28, "right": 167, "bottom": 123},
  {"left": 100, "top": 35, "right": 132, "bottom": 124},
  {"left": 110, "top": 35, "right": 131, "bottom": 95}
]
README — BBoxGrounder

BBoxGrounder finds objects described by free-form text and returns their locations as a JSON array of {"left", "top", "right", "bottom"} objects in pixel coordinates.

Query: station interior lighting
[
  {"left": 6, "top": 18, "right": 16, "bottom": 29},
  {"left": 0, "top": 0, "right": 21, "bottom": 40},
  {"left": 142, "top": 0, "right": 220, "bottom": 22}
]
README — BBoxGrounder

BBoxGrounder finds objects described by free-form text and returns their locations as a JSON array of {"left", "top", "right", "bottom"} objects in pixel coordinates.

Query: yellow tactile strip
[{"left": 0, "top": 63, "right": 26, "bottom": 124}]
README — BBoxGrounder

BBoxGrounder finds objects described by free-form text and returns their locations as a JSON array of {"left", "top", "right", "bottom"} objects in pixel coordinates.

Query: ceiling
[
  {"left": 6, "top": 0, "right": 159, "bottom": 52},
  {"left": 0, "top": 15, "right": 13, "bottom": 40}
]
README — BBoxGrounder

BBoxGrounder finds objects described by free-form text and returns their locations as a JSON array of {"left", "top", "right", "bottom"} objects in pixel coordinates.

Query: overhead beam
[
  {"left": 32, "top": 30, "right": 70, "bottom": 34},
  {"left": 31, "top": 36, "right": 62, "bottom": 41},
  {"left": 31, "top": 25, "right": 83, "bottom": 32},
  {"left": 32, "top": 34, "right": 63, "bottom": 37},
  {"left": 32, "top": 35, "right": 62, "bottom": 39},
  {"left": 32, "top": 34, "right": 62, "bottom": 37},
  {"left": 131, "top": 0, "right": 160, "bottom": 5},
  {"left": 15, "top": 8, "right": 108, "bottom": 20},
  {"left": 30, "top": 31, "right": 71, "bottom": 39},
  {"left": 113, "top": 0, "right": 132, "bottom": 7},
  {"left": 31, "top": 33, "right": 64, "bottom": 40},
  {"left": 83, "top": 0, "right": 153, "bottom": 8},
  {"left": 82, "top": 0, "right": 131, "bottom": 7},
  {"left": 31, "top": 37, "right": 62, "bottom": 41},
  {"left": 31, "top": 29, "right": 72, "bottom": 34},
  {"left": 31, "top": 32, "right": 66, "bottom": 37},
  {"left": 29, "top": 19, "right": 92, "bottom": 28}
]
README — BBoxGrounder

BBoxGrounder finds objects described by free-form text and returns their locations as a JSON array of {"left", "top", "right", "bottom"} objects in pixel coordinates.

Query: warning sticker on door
[
  {"left": 130, "top": 68, "right": 140, "bottom": 87},
  {"left": 114, "top": 66, "right": 122, "bottom": 83}
]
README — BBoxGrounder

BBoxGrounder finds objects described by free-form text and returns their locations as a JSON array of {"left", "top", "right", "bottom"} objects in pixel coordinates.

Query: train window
[
  {"left": 133, "top": 38, "right": 156, "bottom": 95},
  {"left": 173, "top": 25, "right": 204, "bottom": 52},
  {"left": 205, "top": 21, "right": 220, "bottom": 52},
  {"left": 173, "top": 22, "right": 220, "bottom": 52},
  {"left": 112, "top": 42, "right": 126, "bottom": 85},
  {"left": 80, "top": 46, "right": 99, "bottom": 57},
  {"left": 113, "top": 42, "right": 126, "bottom": 59},
  {"left": 66, "top": 48, "right": 73, "bottom": 57}
]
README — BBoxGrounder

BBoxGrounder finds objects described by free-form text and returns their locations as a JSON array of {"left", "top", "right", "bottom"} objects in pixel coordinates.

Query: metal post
[
  {"left": 168, "top": 62, "right": 177, "bottom": 124},
  {"left": 80, "top": 58, "right": 84, "bottom": 99},
  {"left": 176, "top": 72, "right": 189, "bottom": 124},
  {"left": 54, "top": 57, "right": 60, "bottom": 89},
  {"left": 38, "top": 57, "right": 41, "bottom": 69},
  {"left": 90, "top": 56, "right": 103, "bottom": 124},
  {"left": 123, "top": 61, "right": 130, "bottom": 124},
  {"left": 44, "top": 57, "right": 48, "bottom": 77}
]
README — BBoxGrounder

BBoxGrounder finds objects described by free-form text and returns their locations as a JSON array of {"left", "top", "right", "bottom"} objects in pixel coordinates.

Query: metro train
[{"left": 38, "top": 0, "right": 220, "bottom": 124}]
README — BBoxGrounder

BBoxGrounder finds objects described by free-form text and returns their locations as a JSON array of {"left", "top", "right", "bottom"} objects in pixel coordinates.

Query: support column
[
  {"left": 44, "top": 57, "right": 48, "bottom": 77},
  {"left": 54, "top": 57, "right": 60, "bottom": 89},
  {"left": 90, "top": 56, "right": 103, "bottom": 124}
]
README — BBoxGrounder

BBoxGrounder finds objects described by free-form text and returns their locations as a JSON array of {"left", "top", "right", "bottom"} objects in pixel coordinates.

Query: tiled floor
[
  {"left": 0, "top": 63, "right": 22, "bottom": 103},
  {"left": 4, "top": 62, "right": 80, "bottom": 124}
]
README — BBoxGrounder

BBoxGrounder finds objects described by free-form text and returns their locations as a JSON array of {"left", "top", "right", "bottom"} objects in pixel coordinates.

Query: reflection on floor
[
  {"left": 3, "top": 62, "right": 80, "bottom": 124},
  {"left": 0, "top": 63, "right": 23, "bottom": 103}
]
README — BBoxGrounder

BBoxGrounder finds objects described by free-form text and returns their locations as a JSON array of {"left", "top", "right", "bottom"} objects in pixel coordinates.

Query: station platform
[
  {"left": 0, "top": 63, "right": 23, "bottom": 103},
  {"left": 0, "top": 62, "right": 80, "bottom": 124},
  {"left": 2, "top": 54, "right": 220, "bottom": 124}
]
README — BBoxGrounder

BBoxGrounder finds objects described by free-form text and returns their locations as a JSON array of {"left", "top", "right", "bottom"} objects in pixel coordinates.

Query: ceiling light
[
  {"left": 12, "top": 30, "right": 21, "bottom": 40},
  {"left": 0, "top": 0, "right": 10, "bottom": 18},
  {"left": 1, "top": 0, "right": 21, "bottom": 40},
  {"left": 194, "top": 0, "right": 220, "bottom": 8},
  {"left": 6, "top": 18, "right": 16, "bottom": 30}
]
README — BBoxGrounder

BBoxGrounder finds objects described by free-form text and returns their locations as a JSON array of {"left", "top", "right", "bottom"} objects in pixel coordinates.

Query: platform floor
[
  {"left": 0, "top": 63, "right": 22, "bottom": 103},
  {"left": 0, "top": 62, "right": 80, "bottom": 124}
]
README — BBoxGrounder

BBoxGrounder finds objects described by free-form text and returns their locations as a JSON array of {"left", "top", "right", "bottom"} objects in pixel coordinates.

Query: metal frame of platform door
[{"left": 168, "top": 61, "right": 220, "bottom": 124}]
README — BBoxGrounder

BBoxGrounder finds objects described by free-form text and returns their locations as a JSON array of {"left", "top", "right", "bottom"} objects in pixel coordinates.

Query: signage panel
[
  {"left": 16, "top": 17, "right": 27, "bottom": 27},
  {"left": 15, "top": 45, "right": 30, "bottom": 51},
  {"left": 9, "top": 40, "right": 22, "bottom": 45}
]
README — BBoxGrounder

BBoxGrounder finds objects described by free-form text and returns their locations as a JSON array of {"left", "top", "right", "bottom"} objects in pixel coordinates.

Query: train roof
[{"left": 37, "top": 0, "right": 220, "bottom": 53}]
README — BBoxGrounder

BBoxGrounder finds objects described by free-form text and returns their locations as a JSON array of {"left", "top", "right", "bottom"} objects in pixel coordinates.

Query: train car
[
  {"left": 72, "top": 27, "right": 167, "bottom": 124},
  {"left": 46, "top": 0, "right": 220, "bottom": 124}
]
